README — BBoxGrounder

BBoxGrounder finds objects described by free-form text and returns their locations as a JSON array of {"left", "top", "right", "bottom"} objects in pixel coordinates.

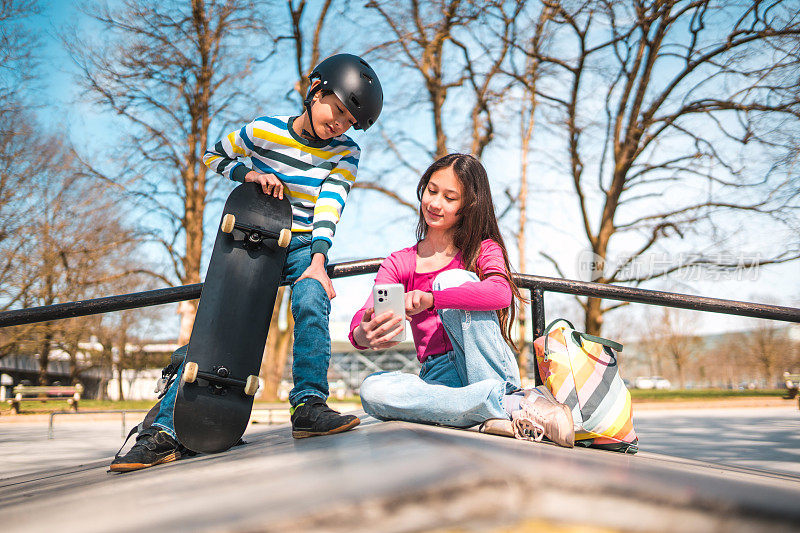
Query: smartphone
[{"left": 372, "top": 283, "right": 406, "bottom": 342}]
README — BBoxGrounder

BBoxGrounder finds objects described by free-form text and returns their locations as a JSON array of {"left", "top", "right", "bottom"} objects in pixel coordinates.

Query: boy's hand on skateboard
[
  {"left": 297, "top": 253, "right": 336, "bottom": 299},
  {"left": 245, "top": 170, "right": 284, "bottom": 199},
  {"left": 405, "top": 290, "right": 433, "bottom": 318},
  {"left": 355, "top": 307, "right": 403, "bottom": 350}
]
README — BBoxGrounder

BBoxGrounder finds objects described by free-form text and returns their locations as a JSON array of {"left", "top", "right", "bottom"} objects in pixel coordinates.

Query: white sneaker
[{"left": 515, "top": 386, "right": 575, "bottom": 448}]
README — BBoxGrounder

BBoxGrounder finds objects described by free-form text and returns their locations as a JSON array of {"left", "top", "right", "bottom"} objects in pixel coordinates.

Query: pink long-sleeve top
[{"left": 349, "top": 239, "right": 513, "bottom": 363}]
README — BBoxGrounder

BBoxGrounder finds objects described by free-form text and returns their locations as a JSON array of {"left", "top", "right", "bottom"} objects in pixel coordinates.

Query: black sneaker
[
  {"left": 290, "top": 397, "right": 360, "bottom": 439},
  {"left": 109, "top": 428, "right": 183, "bottom": 472}
]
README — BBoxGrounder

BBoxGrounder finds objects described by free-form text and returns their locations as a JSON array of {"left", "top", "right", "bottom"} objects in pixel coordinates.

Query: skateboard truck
[
  {"left": 182, "top": 361, "right": 260, "bottom": 396},
  {"left": 221, "top": 214, "right": 291, "bottom": 250}
]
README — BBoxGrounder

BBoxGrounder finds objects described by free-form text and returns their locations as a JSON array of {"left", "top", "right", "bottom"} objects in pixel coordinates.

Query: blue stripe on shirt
[
  {"left": 293, "top": 213, "right": 314, "bottom": 224},
  {"left": 259, "top": 116, "right": 289, "bottom": 130},
  {"left": 240, "top": 125, "right": 256, "bottom": 151},
  {"left": 280, "top": 173, "right": 326, "bottom": 187},
  {"left": 318, "top": 191, "right": 345, "bottom": 207},
  {"left": 249, "top": 159, "right": 326, "bottom": 188}
]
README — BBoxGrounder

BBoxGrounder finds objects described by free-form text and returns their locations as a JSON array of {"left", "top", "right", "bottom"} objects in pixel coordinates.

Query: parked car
[
  {"left": 633, "top": 376, "right": 672, "bottom": 390},
  {"left": 651, "top": 376, "right": 672, "bottom": 390}
]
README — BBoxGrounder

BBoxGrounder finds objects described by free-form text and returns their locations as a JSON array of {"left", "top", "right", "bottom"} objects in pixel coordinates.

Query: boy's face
[{"left": 311, "top": 89, "right": 357, "bottom": 139}]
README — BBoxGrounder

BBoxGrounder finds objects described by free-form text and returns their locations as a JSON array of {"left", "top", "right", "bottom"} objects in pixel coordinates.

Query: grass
[
  {"left": 1, "top": 390, "right": 788, "bottom": 415},
  {"left": 629, "top": 389, "right": 785, "bottom": 401},
  {"left": 0, "top": 399, "right": 156, "bottom": 415},
  {"left": 0, "top": 397, "right": 364, "bottom": 415}
]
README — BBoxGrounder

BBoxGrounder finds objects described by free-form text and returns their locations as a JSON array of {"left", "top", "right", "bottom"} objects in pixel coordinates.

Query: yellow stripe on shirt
[
  {"left": 313, "top": 204, "right": 341, "bottom": 221},
  {"left": 288, "top": 190, "right": 319, "bottom": 204},
  {"left": 329, "top": 167, "right": 356, "bottom": 182},
  {"left": 252, "top": 127, "right": 350, "bottom": 160},
  {"left": 227, "top": 132, "right": 248, "bottom": 156}
]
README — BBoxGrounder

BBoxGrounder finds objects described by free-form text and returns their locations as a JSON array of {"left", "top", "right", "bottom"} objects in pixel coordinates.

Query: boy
[{"left": 111, "top": 54, "right": 382, "bottom": 472}]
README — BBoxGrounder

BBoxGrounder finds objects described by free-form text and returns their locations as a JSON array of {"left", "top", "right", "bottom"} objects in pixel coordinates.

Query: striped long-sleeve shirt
[{"left": 203, "top": 115, "right": 360, "bottom": 257}]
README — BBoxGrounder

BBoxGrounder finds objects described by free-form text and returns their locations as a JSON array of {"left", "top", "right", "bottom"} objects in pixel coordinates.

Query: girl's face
[
  {"left": 311, "top": 90, "right": 357, "bottom": 139},
  {"left": 421, "top": 166, "right": 463, "bottom": 233}
]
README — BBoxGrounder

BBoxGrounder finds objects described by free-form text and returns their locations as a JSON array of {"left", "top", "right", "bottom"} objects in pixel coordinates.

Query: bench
[
  {"left": 784, "top": 372, "right": 800, "bottom": 409},
  {"left": 7, "top": 384, "right": 84, "bottom": 414}
]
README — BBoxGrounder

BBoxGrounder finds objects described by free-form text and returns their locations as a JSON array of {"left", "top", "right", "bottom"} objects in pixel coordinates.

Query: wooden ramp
[{"left": 2, "top": 415, "right": 800, "bottom": 532}]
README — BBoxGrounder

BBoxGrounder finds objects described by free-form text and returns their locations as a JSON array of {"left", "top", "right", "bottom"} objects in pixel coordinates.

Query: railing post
[{"left": 531, "top": 287, "right": 545, "bottom": 386}]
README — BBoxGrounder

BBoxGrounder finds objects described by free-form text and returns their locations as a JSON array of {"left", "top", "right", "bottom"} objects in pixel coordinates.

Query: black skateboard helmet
[{"left": 304, "top": 53, "right": 383, "bottom": 134}]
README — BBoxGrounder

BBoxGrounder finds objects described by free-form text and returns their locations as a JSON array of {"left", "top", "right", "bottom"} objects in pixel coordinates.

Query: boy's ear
[{"left": 308, "top": 79, "right": 322, "bottom": 98}]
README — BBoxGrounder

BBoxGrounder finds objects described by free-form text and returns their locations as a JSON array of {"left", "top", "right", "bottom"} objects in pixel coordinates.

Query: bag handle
[
  {"left": 542, "top": 319, "right": 574, "bottom": 360},
  {"left": 542, "top": 318, "right": 623, "bottom": 361},
  {"left": 572, "top": 331, "right": 623, "bottom": 353}
]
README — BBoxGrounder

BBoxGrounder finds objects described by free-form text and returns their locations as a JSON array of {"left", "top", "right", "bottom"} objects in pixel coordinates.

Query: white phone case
[{"left": 372, "top": 283, "right": 406, "bottom": 342}]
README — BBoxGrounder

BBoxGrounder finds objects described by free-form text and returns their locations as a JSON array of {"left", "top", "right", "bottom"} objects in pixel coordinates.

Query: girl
[{"left": 349, "top": 153, "right": 574, "bottom": 447}]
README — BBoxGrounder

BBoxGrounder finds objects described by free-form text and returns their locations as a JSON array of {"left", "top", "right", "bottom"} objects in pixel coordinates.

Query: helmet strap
[{"left": 302, "top": 84, "right": 324, "bottom": 141}]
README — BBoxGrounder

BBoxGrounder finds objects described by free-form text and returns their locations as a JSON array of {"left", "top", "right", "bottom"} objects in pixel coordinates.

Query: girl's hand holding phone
[
  {"left": 355, "top": 307, "right": 405, "bottom": 350},
  {"left": 405, "top": 290, "right": 433, "bottom": 317}
]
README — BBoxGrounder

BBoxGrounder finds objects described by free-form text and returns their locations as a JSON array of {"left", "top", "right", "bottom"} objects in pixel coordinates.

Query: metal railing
[
  {"left": 0, "top": 260, "right": 383, "bottom": 328},
  {"left": 48, "top": 409, "right": 149, "bottom": 439},
  {"left": 47, "top": 406, "right": 289, "bottom": 439},
  {"left": 1, "top": 258, "right": 799, "bottom": 385}
]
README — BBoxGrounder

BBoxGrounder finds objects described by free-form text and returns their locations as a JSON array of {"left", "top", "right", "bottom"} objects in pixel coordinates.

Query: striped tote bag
[{"left": 533, "top": 318, "right": 638, "bottom": 454}]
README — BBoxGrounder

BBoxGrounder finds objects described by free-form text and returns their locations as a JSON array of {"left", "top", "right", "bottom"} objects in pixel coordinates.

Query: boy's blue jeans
[
  {"left": 153, "top": 234, "right": 331, "bottom": 438},
  {"left": 359, "top": 269, "right": 521, "bottom": 428}
]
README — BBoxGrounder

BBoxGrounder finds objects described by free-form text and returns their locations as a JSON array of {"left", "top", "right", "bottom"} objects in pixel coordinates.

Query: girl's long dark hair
[{"left": 415, "top": 153, "right": 525, "bottom": 351}]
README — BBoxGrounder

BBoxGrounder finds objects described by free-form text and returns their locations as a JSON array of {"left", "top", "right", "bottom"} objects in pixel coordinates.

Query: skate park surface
[{"left": 1, "top": 403, "right": 799, "bottom": 532}]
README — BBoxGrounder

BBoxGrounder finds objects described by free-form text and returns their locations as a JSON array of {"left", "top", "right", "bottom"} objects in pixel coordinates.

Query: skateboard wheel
[
  {"left": 183, "top": 362, "right": 198, "bottom": 384},
  {"left": 221, "top": 214, "right": 235, "bottom": 233},
  {"left": 244, "top": 375, "right": 259, "bottom": 396},
  {"left": 278, "top": 228, "right": 291, "bottom": 248}
]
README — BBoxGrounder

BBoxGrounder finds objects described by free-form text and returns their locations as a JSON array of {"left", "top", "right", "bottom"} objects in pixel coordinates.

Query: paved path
[
  {"left": 1, "top": 405, "right": 799, "bottom": 532},
  {"left": 634, "top": 406, "right": 800, "bottom": 476}
]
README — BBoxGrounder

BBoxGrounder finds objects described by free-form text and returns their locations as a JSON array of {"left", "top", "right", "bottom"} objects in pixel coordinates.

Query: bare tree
[
  {"left": 367, "top": 0, "right": 522, "bottom": 160},
  {"left": 516, "top": 0, "right": 800, "bottom": 335},
  {"left": 285, "top": 0, "right": 335, "bottom": 98},
  {"left": 0, "top": 134, "right": 146, "bottom": 383},
  {"left": 506, "top": 1, "right": 560, "bottom": 376},
  {"left": 0, "top": 0, "right": 40, "bottom": 114},
  {"left": 732, "top": 319, "right": 793, "bottom": 388},
  {"left": 649, "top": 307, "right": 701, "bottom": 388},
  {"left": 0, "top": 1, "right": 43, "bottom": 357},
  {"left": 66, "top": 275, "right": 165, "bottom": 399},
  {"left": 65, "top": 0, "right": 274, "bottom": 343},
  {"left": 703, "top": 334, "right": 746, "bottom": 388}
]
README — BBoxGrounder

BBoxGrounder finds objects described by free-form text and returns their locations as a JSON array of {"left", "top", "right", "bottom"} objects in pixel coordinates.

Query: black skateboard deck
[{"left": 174, "top": 182, "right": 292, "bottom": 453}]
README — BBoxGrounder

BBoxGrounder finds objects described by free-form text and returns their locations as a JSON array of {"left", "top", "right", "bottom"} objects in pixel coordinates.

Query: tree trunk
[
  {"left": 177, "top": 300, "right": 198, "bottom": 345},
  {"left": 516, "top": 88, "right": 537, "bottom": 378},
  {"left": 38, "top": 326, "right": 53, "bottom": 386},
  {"left": 585, "top": 297, "right": 604, "bottom": 337},
  {"left": 116, "top": 338, "right": 127, "bottom": 401},
  {"left": 259, "top": 287, "right": 294, "bottom": 401},
  {"left": 430, "top": 83, "right": 447, "bottom": 159}
]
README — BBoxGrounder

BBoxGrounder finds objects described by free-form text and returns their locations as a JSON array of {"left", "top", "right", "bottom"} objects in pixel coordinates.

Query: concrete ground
[
  {"left": 634, "top": 406, "right": 800, "bottom": 476},
  {"left": 1, "top": 403, "right": 799, "bottom": 532}
]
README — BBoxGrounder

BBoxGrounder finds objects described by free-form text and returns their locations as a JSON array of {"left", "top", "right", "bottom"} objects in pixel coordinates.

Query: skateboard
[{"left": 174, "top": 182, "right": 292, "bottom": 453}]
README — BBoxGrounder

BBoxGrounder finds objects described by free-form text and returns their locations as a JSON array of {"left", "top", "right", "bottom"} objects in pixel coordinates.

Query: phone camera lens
[{"left": 378, "top": 297, "right": 384, "bottom": 302}]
